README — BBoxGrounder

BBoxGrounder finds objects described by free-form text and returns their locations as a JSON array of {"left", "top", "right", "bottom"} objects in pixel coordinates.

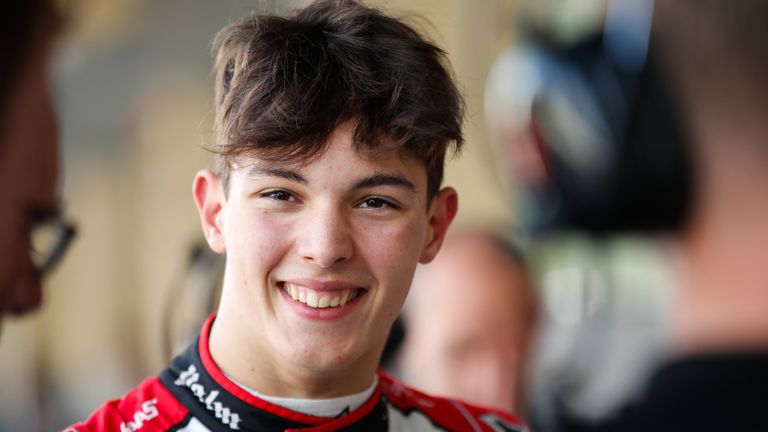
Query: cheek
[
  {"left": 224, "top": 210, "right": 292, "bottom": 276},
  {"left": 360, "top": 221, "right": 425, "bottom": 305},
  {"left": 0, "top": 196, "right": 29, "bottom": 261}
]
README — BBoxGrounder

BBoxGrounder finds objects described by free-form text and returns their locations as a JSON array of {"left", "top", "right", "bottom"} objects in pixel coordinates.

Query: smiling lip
[{"left": 277, "top": 279, "right": 366, "bottom": 321}]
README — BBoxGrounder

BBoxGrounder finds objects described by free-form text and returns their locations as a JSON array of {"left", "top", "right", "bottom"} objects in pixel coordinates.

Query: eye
[
  {"left": 261, "top": 190, "right": 296, "bottom": 202},
  {"left": 358, "top": 197, "right": 397, "bottom": 209}
]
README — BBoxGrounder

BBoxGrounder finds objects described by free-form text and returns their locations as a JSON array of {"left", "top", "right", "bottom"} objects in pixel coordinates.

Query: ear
[
  {"left": 193, "top": 169, "right": 227, "bottom": 253},
  {"left": 419, "top": 187, "right": 458, "bottom": 263}
]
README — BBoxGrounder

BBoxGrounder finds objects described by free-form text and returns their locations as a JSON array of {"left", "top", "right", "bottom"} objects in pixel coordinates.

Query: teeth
[
  {"left": 306, "top": 291, "right": 319, "bottom": 308},
  {"left": 340, "top": 291, "right": 350, "bottom": 306},
  {"left": 283, "top": 283, "right": 359, "bottom": 309}
]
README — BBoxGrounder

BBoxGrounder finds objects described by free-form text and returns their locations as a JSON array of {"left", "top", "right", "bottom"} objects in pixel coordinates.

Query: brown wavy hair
[{"left": 212, "top": 0, "right": 464, "bottom": 199}]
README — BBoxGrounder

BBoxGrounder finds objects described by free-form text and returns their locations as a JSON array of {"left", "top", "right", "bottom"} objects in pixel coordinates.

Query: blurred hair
[
  {"left": 0, "top": 0, "right": 60, "bottom": 120},
  {"left": 403, "top": 228, "right": 534, "bottom": 317},
  {"left": 211, "top": 0, "right": 464, "bottom": 199},
  {"left": 487, "top": 231, "right": 528, "bottom": 269},
  {"left": 452, "top": 228, "right": 529, "bottom": 271},
  {"left": 653, "top": 0, "right": 768, "bottom": 127}
]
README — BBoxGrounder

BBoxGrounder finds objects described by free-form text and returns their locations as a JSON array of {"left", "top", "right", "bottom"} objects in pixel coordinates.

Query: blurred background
[{"left": 0, "top": 0, "right": 675, "bottom": 430}]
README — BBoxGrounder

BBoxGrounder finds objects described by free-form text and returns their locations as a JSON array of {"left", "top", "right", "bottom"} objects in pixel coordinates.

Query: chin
[
  {"left": 285, "top": 337, "right": 367, "bottom": 373},
  {"left": 301, "top": 344, "right": 357, "bottom": 368}
]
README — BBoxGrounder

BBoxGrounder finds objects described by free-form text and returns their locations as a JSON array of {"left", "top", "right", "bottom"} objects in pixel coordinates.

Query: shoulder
[
  {"left": 63, "top": 376, "right": 189, "bottom": 432},
  {"left": 377, "top": 370, "right": 528, "bottom": 432}
]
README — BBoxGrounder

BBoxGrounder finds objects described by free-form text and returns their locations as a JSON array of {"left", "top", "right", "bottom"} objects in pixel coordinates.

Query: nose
[{"left": 296, "top": 202, "right": 354, "bottom": 268}]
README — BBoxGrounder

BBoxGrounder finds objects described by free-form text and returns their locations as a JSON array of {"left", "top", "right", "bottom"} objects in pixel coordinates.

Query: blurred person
[
  {"left": 397, "top": 229, "right": 536, "bottom": 414},
  {"left": 599, "top": 1, "right": 768, "bottom": 429},
  {"left": 496, "top": 0, "right": 768, "bottom": 430},
  {"left": 0, "top": 1, "right": 72, "bottom": 324},
  {"left": 67, "top": 1, "right": 527, "bottom": 431}
]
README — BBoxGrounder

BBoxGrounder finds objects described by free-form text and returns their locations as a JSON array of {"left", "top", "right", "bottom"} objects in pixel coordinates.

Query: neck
[
  {"left": 673, "top": 125, "right": 768, "bottom": 354},
  {"left": 208, "top": 306, "right": 380, "bottom": 399}
]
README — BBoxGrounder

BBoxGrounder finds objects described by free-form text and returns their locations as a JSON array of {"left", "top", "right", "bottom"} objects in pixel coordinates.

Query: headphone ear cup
[{"left": 615, "top": 56, "right": 691, "bottom": 231}]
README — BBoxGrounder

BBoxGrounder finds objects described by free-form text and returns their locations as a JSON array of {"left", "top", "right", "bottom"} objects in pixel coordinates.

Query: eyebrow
[
  {"left": 247, "top": 166, "right": 307, "bottom": 184},
  {"left": 246, "top": 165, "right": 416, "bottom": 193},
  {"left": 352, "top": 174, "right": 416, "bottom": 193}
]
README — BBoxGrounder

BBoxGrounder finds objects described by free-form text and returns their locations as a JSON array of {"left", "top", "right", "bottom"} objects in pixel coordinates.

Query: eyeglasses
[{"left": 30, "top": 214, "right": 77, "bottom": 277}]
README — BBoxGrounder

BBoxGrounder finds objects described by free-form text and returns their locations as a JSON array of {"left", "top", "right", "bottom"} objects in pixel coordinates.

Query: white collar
[{"left": 226, "top": 374, "right": 378, "bottom": 418}]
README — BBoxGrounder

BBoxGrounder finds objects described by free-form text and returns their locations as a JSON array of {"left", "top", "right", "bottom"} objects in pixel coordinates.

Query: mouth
[{"left": 278, "top": 281, "right": 365, "bottom": 310}]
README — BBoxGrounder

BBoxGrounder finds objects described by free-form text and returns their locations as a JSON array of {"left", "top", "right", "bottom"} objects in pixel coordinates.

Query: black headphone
[{"left": 516, "top": 0, "right": 692, "bottom": 235}]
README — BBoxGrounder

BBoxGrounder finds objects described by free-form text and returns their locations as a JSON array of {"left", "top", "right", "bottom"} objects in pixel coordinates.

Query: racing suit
[{"left": 66, "top": 314, "right": 528, "bottom": 432}]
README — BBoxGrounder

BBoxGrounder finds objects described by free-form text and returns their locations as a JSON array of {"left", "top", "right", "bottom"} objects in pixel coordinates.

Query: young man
[{"left": 69, "top": 1, "right": 527, "bottom": 431}]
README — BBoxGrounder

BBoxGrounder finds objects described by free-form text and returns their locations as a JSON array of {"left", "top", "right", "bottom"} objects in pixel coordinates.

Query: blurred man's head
[
  {"left": 653, "top": 0, "right": 768, "bottom": 140},
  {"left": 651, "top": 0, "right": 768, "bottom": 223},
  {"left": 398, "top": 230, "right": 536, "bottom": 412},
  {"left": 651, "top": 0, "right": 768, "bottom": 351},
  {"left": 0, "top": 1, "right": 62, "bottom": 317}
]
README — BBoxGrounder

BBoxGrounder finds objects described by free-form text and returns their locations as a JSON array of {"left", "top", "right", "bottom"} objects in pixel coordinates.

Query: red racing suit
[{"left": 66, "top": 315, "right": 527, "bottom": 432}]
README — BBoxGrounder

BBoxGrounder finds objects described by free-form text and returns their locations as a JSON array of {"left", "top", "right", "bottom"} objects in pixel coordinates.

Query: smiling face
[{"left": 194, "top": 123, "right": 457, "bottom": 397}]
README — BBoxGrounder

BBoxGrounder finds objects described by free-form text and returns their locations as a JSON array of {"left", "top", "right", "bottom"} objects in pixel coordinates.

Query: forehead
[{"left": 232, "top": 126, "right": 428, "bottom": 185}]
